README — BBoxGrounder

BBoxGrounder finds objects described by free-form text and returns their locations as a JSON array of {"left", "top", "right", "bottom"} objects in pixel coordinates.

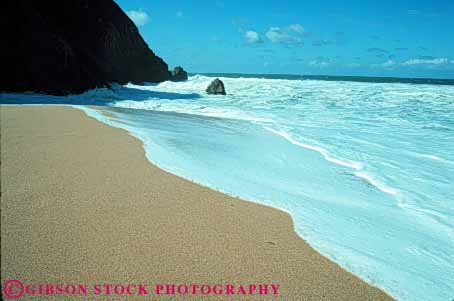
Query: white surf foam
[
  {"left": 263, "top": 126, "right": 364, "bottom": 170},
  {"left": 112, "top": 99, "right": 272, "bottom": 122},
  {"left": 411, "top": 152, "right": 454, "bottom": 165},
  {"left": 353, "top": 171, "right": 399, "bottom": 196}
]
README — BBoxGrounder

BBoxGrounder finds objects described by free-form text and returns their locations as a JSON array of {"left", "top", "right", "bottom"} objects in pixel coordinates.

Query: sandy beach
[{"left": 1, "top": 105, "right": 393, "bottom": 300}]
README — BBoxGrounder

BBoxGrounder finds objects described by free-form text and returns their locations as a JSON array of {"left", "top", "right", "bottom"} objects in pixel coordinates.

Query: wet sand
[{"left": 0, "top": 105, "right": 393, "bottom": 300}]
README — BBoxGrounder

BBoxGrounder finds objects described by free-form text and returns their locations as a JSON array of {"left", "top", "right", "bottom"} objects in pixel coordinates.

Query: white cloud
[
  {"left": 371, "top": 60, "right": 397, "bottom": 70},
  {"left": 266, "top": 27, "right": 283, "bottom": 42},
  {"left": 176, "top": 11, "right": 183, "bottom": 18},
  {"left": 308, "top": 58, "right": 331, "bottom": 68},
  {"left": 266, "top": 25, "right": 304, "bottom": 45},
  {"left": 127, "top": 10, "right": 150, "bottom": 27},
  {"left": 244, "top": 30, "right": 262, "bottom": 44},
  {"left": 402, "top": 58, "right": 449, "bottom": 66},
  {"left": 380, "top": 60, "right": 397, "bottom": 69},
  {"left": 289, "top": 24, "right": 305, "bottom": 33}
]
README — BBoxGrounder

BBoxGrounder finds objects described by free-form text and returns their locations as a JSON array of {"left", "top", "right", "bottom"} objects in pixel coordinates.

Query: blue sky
[{"left": 115, "top": 0, "right": 454, "bottom": 78}]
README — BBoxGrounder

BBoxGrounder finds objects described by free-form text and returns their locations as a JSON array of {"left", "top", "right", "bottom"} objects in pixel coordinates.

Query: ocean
[{"left": 2, "top": 74, "right": 454, "bottom": 300}]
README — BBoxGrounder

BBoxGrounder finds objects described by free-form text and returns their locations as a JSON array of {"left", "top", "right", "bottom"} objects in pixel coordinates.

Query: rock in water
[
  {"left": 2, "top": 0, "right": 170, "bottom": 95},
  {"left": 206, "top": 79, "right": 226, "bottom": 95},
  {"left": 170, "top": 66, "right": 188, "bottom": 81}
]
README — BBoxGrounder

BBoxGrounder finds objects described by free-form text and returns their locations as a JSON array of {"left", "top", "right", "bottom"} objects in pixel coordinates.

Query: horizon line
[{"left": 189, "top": 72, "right": 454, "bottom": 85}]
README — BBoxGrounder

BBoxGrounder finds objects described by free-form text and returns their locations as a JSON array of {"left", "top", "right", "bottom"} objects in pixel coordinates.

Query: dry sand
[{"left": 0, "top": 105, "right": 393, "bottom": 300}]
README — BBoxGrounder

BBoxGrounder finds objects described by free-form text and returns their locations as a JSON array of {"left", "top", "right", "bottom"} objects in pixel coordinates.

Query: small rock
[
  {"left": 170, "top": 66, "right": 188, "bottom": 81},
  {"left": 206, "top": 78, "right": 226, "bottom": 95}
]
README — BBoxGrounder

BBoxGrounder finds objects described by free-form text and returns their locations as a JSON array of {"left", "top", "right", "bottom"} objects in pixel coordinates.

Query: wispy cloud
[
  {"left": 417, "top": 55, "right": 436, "bottom": 60},
  {"left": 372, "top": 60, "right": 397, "bottom": 70},
  {"left": 373, "top": 57, "right": 453, "bottom": 70},
  {"left": 407, "top": 9, "right": 421, "bottom": 16},
  {"left": 407, "top": 9, "right": 440, "bottom": 18},
  {"left": 308, "top": 57, "right": 331, "bottom": 68},
  {"left": 266, "top": 24, "right": 305, "bottom": 46},
  {"left": 244, "top": 30, "right": 263, "bottom": 44},
  {"left": 289, "top": 24, "right": 305, "bottom": 34},
  {"left": 402, "top": 58, "right": 450, "bottom": 66},
  {"left": 312, "top": 39, "right": 335, "bottom": 46},
  {"left": 126, "top": 10, "right": 150, "bottom": 27}
]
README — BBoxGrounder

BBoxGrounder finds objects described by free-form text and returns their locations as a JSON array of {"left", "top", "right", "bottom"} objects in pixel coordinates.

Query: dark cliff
[{"left": 1, "top": 0, "right": 170, "bottom": 95}]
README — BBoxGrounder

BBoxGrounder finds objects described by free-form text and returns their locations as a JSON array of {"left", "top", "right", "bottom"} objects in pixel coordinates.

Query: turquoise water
[{"left": 3, "top": 75, "right": 454, "bottom": 300}]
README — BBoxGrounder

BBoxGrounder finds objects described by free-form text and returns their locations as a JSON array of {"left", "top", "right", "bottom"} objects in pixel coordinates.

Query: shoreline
[{"left": 1, "top": 105, "right": 393, "bottom": 300}]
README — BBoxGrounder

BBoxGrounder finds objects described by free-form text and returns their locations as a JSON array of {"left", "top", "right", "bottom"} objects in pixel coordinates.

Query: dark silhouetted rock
[
  {"left": 2, "top": 0, "right": 170, "bottom": 95},
  {"left": 206, "top": 78, "right": 226, "bottom": 95},
  {"left": 170, "top": 66, "right": 188, "bottom": 81}
]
